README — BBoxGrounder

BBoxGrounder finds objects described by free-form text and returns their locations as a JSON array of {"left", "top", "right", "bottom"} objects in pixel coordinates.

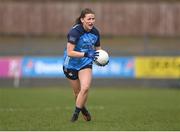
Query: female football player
[{"left": 63, "top": 8, "right": 103, "bottom": 122}]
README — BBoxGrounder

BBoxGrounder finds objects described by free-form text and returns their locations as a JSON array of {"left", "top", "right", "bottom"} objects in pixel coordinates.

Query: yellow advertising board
[{"left": 135, "top": 57, "right": 180, "bottom": 78}]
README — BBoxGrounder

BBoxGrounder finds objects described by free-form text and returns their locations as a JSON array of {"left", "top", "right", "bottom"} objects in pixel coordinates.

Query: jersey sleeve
[
  {"left": 94, "top": 28, "right": 101, "bottom": 47},
  {"left": 67, "top": 28, "right": 80, "bottom": 45}
]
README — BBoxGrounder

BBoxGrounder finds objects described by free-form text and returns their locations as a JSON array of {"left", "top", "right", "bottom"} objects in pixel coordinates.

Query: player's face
[{"left": 81, "top": 13, "right": 95, "bottom": 32}]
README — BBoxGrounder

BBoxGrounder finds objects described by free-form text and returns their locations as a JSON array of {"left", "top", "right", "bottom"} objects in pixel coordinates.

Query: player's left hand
[{"left": 84, "top": 50, "right": 99, "bottom": 61}]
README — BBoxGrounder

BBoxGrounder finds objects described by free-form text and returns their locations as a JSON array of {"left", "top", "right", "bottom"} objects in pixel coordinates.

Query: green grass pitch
[{"left": 0, "top": 87, "right": 180, "bottom": 131}]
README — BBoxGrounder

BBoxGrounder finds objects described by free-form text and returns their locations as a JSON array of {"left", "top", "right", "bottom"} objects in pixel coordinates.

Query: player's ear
[{"left": 80, "top": 18, "right": 84, "bottom": 23}]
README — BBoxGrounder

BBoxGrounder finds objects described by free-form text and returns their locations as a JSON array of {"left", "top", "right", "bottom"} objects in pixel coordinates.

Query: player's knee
[
  {"left": 81, "top": 88, "right": 89, "bottom": 95},
  {"left": 74, "top": 91, "right": 80, "bottom": 97}
]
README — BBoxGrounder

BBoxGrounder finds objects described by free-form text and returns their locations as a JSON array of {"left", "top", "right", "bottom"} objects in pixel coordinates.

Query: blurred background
[{"left": 0, "top": 0, "right": 180, "bottom": 88}]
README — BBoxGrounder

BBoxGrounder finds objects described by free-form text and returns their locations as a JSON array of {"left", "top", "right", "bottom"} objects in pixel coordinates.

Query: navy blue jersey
[{"left": 63, "top": 24, "right": 100, "bottom": 70}]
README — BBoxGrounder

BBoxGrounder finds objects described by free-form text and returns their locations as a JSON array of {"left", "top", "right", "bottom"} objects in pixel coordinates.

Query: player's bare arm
[{"left": 67, "top": 42, "right": 84, "bottom": 57}]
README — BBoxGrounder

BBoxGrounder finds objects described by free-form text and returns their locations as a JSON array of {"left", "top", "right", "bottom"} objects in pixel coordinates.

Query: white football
[{"left": 94, "top": 49, "right": 109, "bottom": 66}]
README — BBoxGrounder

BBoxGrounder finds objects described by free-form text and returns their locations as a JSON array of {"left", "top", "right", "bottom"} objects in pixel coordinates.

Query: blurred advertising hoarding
[
  {"left": 93, "top": 57, "right": 135, "bottom": 78},
  {"left": 22, "top": 57, "right": 64, "bottom": 78},
  {"left": 21, "top": 57, "right": 135, "bottom": 78},
  {"left": 1, "top": 56, "right": 180, "bottom": 79},
  {"left": 135, "top": 57, "right": 180, "bottom": 78},
  {"left": 0, "top": 57, "right": 22, "bottom": 78}
]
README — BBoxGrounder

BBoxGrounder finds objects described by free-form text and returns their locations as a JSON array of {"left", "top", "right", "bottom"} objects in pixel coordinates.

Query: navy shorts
[{"left": 63, "top": 64, "right": 92, "bottom": 80}]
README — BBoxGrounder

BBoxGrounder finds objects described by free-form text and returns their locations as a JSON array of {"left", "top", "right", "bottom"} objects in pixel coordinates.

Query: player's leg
[
  {"left": 68, "top": 79, "right": 80, "bottom": 101},
  {"left": 68, "top": 78, "right": 91, "bottom": 121},
  {"left": 63, "top": 67, "right": 82, "bottom": 122},
  {"left": 68, "top": 79, "right": 82, "bottom": 122},
  {"left": 76, "top": 68, "right": 92, "bottom": 121},
  {"left": 76, "top": 68, "right": 92, "bottom": 108}
]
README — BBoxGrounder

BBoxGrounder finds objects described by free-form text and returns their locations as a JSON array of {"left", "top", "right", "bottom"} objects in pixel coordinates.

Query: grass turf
[{"left": 0, "top": 87, "right": 180, "bottom": 131}]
